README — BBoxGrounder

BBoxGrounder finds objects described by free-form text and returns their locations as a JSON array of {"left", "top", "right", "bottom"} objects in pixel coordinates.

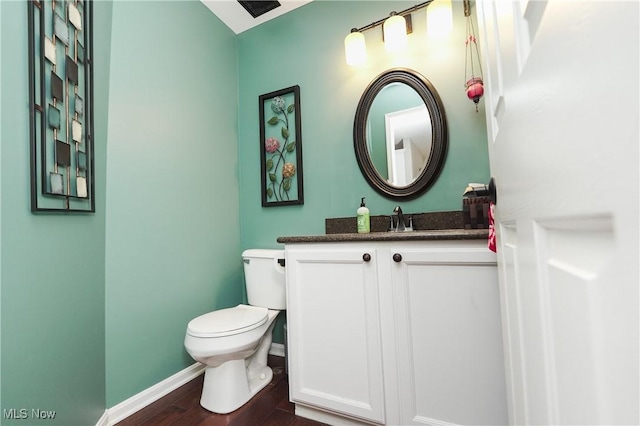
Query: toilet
[{"left": 184, "top": 249, "right": 286, "bottom": 413}]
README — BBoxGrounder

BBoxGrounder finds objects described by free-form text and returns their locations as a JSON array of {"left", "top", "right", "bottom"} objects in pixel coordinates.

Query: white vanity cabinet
[{"left": 284, "top": 238, "right": 508, "bottom": 426}]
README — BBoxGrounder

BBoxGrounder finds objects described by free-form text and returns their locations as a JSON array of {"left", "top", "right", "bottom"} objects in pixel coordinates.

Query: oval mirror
[{"left": 354, "top": 68, "right": 447, "bottom": 199}]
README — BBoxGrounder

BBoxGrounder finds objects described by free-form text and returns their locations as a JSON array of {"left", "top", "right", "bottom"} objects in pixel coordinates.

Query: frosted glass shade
[
  {"left": 344, "top": 31, "right": 366, "bottom": 66},
  {"left": 427, "top": 0, "right": 453, "bottom": 36},
  {"left": 383, "top": 14, "right": 407, "bottom": 52}
]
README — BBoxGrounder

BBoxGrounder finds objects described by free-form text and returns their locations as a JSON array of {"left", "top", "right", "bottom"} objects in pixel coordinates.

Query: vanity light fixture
[{"left": 344, "top": 0, "right": 453, "bottom": 66}]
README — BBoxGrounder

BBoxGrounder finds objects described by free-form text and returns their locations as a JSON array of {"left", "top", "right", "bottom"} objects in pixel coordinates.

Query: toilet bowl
[
  {"left": 184, "top": 305, "right": 280, "bottom": 413},
  {"left": 184, "top": 249, "right": 286, "bottom": 414}
]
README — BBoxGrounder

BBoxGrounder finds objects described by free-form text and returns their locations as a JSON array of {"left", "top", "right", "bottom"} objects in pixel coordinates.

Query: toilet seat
[{"left": 187, "top": 304, "right": 268, "bottom": 338}]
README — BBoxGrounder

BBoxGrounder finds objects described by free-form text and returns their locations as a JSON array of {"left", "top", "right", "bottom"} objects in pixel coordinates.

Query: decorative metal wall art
[
  {"left": 28, "top": 0, "right": 94, "bottom": 212},
  {"left": 259, "top": 85, "right": 304, "bottom": 207}
]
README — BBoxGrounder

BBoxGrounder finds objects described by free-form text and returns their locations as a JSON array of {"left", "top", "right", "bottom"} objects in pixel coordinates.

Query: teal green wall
[
  {"left": 104, "top": 1, "right": 240, "bottom": 407},
  {"left": 0, "top": 1, "right": 111, "bottom": 424},
  {"left": 237, "top": 0, "right": 489, "bottom": 251}
]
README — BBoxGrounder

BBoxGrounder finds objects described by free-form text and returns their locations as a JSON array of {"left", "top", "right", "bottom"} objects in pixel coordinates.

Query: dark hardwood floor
[{"left": 115, "top": 355, "right": 326, "bottom": 426}]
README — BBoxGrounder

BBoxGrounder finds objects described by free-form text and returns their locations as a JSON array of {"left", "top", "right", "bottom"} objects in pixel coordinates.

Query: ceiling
[{"left": 201, "top": 0, "right": 314, "bottom": 34}]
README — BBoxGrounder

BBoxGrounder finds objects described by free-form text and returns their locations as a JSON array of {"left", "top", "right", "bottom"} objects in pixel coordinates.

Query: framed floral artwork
[{"left": 259, "top": 85, "right": 304, "bottom": 207}]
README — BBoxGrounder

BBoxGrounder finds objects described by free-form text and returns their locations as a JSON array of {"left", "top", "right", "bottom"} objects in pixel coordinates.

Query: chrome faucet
[{"left": 391, "top": 206, "right": 413, "bottom": 232}]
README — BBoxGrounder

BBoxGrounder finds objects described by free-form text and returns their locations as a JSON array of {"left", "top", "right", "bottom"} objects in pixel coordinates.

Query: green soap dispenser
[{"left": 357, "top": 197, "right": 370, "bottom": 233}]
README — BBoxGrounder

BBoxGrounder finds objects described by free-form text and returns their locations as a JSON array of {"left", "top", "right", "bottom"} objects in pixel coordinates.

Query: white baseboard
[
  {"left": 269, "top": 342, "right": 285, "bottom": 357},
  {"left": 106, "top": 362, "right": 205, "bottom": 425},
  {"left": 95, "top": 410, "right": 109, "bottom": 426},
  {"left": 295, "top": 404, "right": 377, "bottom": 425},
  {"left": 102, "top": 343, "right": 284, "bottom": 425}
]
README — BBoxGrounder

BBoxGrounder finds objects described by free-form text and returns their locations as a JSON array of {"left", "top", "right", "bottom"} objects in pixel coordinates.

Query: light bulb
[
  {"left": 427, "top": 0, "right": 453, "bottom": 37},
  {"left": 383, "top": 13, "right": 407, "bottom": 52},
  {"left": 344, "top": 30, "right": 366, "bottom": 66}
]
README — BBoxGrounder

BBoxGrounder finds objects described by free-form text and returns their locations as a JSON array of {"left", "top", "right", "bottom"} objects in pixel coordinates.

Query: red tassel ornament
[
  {"left": 464, "top": 1, "right": 484, "bottom": 112},
  {"left": 465, "top": 77, "right": 484, "bottom": 107}
]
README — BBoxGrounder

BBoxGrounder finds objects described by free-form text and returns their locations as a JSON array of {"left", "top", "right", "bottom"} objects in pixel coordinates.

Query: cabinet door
[
  {"left": 390, "top": 244, "right": 508, "bottom": 425},
  {"left": 286, "top": 246, "right": 385, "bottom": 424}
]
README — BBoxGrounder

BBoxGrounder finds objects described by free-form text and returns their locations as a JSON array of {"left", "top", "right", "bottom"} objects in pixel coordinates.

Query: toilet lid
[{"left": 187, "top": 304, "right": 268, "bottom": 338}]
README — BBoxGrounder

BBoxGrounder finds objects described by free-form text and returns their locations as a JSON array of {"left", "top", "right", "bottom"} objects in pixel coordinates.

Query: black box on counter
[{"left": 463, "top": 196, "right": 490, "bottom": 229}]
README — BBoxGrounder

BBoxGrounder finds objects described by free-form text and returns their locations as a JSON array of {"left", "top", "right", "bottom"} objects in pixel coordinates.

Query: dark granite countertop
[{"left": 277, "top": 228, "right": 489, "bottom": 244}]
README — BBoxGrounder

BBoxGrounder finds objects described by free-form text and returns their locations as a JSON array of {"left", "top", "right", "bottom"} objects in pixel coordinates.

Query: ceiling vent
[{"left": 237, "top": 1, "right": 281, "bottom": 18}]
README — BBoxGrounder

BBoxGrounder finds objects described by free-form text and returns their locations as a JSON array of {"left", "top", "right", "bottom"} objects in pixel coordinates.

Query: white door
[{"left": 476, "top": 1, "right": 639, "bottom": 425}]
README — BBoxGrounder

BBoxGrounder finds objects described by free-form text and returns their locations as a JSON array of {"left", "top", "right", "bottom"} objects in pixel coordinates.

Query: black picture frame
[
  {"left": 28, "top": 0, "right": 95, "bottom": 213},
  {"left": 259, "top": 85, "right": 304, "bottom": 207}
]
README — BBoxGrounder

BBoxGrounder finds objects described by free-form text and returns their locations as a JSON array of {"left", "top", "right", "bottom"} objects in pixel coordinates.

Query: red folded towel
[{"left": 488, "top": 202, "right": 496, "bottom": 253}]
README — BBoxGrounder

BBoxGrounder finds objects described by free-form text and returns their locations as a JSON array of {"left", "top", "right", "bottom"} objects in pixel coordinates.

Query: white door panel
[
  {"left": 497, "top": 223, "right": 529, "bottom": 426},
  {"left": 477, "top": 1, "right": 639, "bottom": 424},
  {"left": 535, "top": 216, "right": 615, "bottom": 424}
]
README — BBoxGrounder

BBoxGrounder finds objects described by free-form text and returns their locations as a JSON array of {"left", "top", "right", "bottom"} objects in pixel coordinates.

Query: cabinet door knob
[
  {"left": 393, "top": 253, "right": 402, "bottom": 263},
  {"left": 363, "top": 253, "right": 371, "bottom": 262}
]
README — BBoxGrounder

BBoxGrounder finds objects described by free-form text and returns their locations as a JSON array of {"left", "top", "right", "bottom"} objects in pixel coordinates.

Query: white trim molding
[
  {"left": 269, "top": 342, "right": 285, "bottom": 358},
  {"left": 100, "top": 343, "right": 285, "bottom": 425},
  {"left": 95, "top": 410, "right": 109, "bottom": 426},
  {"left": 105, "top": 362, "right": 205, "bottom": 425}
]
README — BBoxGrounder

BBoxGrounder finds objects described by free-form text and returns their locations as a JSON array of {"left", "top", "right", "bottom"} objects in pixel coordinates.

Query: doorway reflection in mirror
[{"left": 366, "top": 82, "right": 432, "bottom": 187}]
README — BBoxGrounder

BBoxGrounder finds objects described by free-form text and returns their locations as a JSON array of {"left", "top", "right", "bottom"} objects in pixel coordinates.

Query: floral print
[
  {"left": 271, "top": 96, "right": 286, "bottom": 114},
  {"left": 282, "top": 162, "right": 295, "bottom": 179},
  {"left": 264, "top": 94, "right": 297, "bottom": 202},
  {"left": 265, "top": 137, "right": 280, "bottom": 154}
]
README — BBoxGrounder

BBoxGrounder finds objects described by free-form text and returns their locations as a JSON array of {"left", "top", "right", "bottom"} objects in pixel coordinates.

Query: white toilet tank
[{"left": 242, "top": 249, "right": 286, "bottom": 310}]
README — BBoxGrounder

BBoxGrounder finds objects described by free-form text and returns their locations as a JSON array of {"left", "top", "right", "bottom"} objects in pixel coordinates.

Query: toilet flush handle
[{"left": 274, "top": 257, "right": 286, "bottom": 273}]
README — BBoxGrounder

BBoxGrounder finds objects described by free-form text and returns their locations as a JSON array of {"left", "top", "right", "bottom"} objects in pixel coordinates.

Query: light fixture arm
[{"left": 350, "top": 0, "right": 433, "bottom": 34}]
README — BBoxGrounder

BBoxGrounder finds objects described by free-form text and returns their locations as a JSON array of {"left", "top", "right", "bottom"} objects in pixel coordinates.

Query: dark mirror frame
[{"left": 354, "top": 68, "right": 448, "bottom": 199}]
